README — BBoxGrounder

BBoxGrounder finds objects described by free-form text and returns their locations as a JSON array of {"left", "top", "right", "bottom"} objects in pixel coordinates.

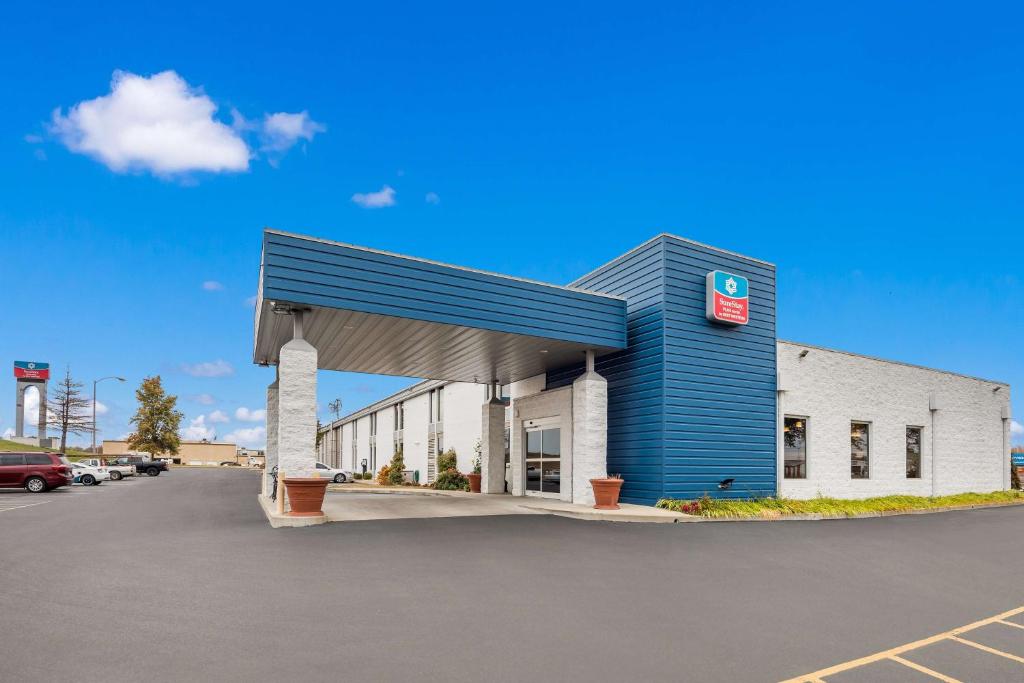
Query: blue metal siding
[
  {"left": 549, "top": 239, "right": 667, "bottom": 505},
  {"left": 550, "top": 235, "right": 777, "bottom": 505},
  {"left": 262, "top": 230, "right": 627, "bottom": 349},
  {"left": 661, "top": 237, "right": 777, "bottom": 500}
]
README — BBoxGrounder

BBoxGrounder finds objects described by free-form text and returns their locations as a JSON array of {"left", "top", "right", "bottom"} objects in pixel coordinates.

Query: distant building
[{"left": 102, "top": 439, "right": 239, "bottom": 466}]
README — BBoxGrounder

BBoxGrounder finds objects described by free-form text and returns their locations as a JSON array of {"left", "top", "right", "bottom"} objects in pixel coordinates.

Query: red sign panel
[{"left": 14, "top": 361, "right": 49, "bottom": 380}]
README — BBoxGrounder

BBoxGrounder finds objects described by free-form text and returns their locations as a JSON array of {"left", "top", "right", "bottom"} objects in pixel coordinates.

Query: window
[
  {"left": 783, "top": 417, "right": 807, "bottom": 479},
  {"left": 25, "top": 454, "right": 52, "bottom": 465},
  {"left": 851, "top": 422, "right": 870, "bottom": 479},
  {"left": 906, "top": 427, "right": 922, "bottom": 478},
  {"left": 316, "top": 463, "right": 328, "bottom": 470},
  {"left": 429, "top": 387, "right": 444, "bottom": 423},
  {"left": 0, "top": 454, "right": 25, "bottom": 466},
  {"left": 351, "top": 422, "right": 358, "bottom": 470},
  {"left": 394, "top": 402, "right": 405, "bottom": 431}
]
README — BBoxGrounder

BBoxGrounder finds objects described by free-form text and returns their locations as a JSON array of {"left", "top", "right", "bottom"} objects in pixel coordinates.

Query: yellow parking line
[
  {"left": 949, "top": 635, "right": 1024, "bottom": 664},
  {"left": 889, "top": 655, "right": 963, "bottom": 682},
  {"left": 779, "top": 605, "right": 1024, "bottom": 683},
  {"left": 997, "top": 619, "right": 1024, "bottom": 631}
]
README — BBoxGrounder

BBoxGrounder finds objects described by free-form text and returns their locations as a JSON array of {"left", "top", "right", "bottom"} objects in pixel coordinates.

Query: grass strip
[{"left": 656, "top": 490, "right": 1024, "bottom": 518}]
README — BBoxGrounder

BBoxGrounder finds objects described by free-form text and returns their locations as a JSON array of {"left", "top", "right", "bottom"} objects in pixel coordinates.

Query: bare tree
[{"left": 48, "top": 367, "right": 93, "bottom": 453}]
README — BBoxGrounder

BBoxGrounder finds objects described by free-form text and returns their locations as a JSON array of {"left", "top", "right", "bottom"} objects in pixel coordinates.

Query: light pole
[{"left": 93, "top": 376, "right": 126, "bottom": 453}]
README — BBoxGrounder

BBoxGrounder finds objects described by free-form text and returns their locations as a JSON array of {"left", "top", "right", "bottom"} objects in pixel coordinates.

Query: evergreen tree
[
  {"left": 126, "top": 376, "right": 183, "bottom": 457},
  {"left": 48, "top": 366, "right": 92, "bottom": 453}
]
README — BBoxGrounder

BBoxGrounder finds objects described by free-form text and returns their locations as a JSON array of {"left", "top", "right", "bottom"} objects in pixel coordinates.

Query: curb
[
  {"left": 665, "top": 500, "right": 1024, "bottom": 522},
  {"left": 257, "top": 494, "right": 327, "bottom": 528}
]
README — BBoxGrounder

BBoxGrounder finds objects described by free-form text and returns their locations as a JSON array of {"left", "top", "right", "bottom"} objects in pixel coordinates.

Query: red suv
[{"left": 0, "top": 452, "right": 73, "bottom": 492}]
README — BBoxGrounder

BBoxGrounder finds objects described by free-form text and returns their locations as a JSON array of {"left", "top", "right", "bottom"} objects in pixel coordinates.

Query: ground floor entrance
[{"left": 525, "top": 422, "right": 561, "bottom": 498}]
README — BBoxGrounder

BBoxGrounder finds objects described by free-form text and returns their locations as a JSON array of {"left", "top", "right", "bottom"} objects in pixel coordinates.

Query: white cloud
[
  {"left": 425, "top": 191, "right": 440, "bottom": 205},
  {"left": 1012, "top": 420, "right": 1023, "bottom": 437},
  {"left": 352, "top": 185, "right": 396, "bottom": 209},
  {"left": 260, "top": 111, "right": 325, "bottom": 153},
  {"left": 235, "top": 407, "right": 266, "bottom": 422},
  {"left": 88, "top": 400, "right": 109, "bottom": 416},
  {"left": 2, "top": 428, "right": 14, "bottom": 439},
  {"left": 50, "top": 70, "right": 250, "bottom": 176},
  {"left": 208, "top": 410, "right": 230, "bottom": 424},
  {"left": 202, "top": 280, "right": 224, "bottom": 291},
  {"left": 245, "top": 294, "right": 258, "bottom": 307},
  {"left": 20, "top": 387, "right": 57, "bottom": 428},
  {"left": 24, "top": 133, "right": 43, "bottom": 144},
  {"left": 181, "top": 415, "right": 217, "bottom": 441},
  {"left": 190, "top": 393, "right": 216, "bottom": 405},
  {"left": 223, "top": 426, "right": 266, "bottom": 448},
  {"left": 180, "top": 360, "right": 234, "bottom": 378}
]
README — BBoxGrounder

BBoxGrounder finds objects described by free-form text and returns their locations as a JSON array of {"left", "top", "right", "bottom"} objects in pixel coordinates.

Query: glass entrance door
[{"left": 525, "top": 426, "right": 560, "bottom": 497}]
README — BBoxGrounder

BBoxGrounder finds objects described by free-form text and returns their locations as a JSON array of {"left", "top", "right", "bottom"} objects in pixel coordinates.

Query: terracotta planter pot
[
  {"left": 467, "top": 472, "right": 482, "bottom": 493},
  {"left": 590, "top": 478, "right": 624, "bottom": 510},
  {"left": 283, "top": 478, "right": 329, "bottom": 516}
]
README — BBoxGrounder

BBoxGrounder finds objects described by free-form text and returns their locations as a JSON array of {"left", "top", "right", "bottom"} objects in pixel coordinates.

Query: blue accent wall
[
  {"left": 262, "top": 230, "right": 627, "bottom": 350},
  {"left": 550, "top": 235, "right": 777, "bottom": 505}
]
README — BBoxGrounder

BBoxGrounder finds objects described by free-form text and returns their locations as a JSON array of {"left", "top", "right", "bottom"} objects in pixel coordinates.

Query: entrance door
[{"left": 524, "top": 425, "right": 561, "bottom": 497}]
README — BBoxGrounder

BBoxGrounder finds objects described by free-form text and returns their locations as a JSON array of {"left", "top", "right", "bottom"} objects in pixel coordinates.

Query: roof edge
[
  {"left": 570, "top": 231, "right": 775, "bottom": 287},
  {"left": 778, "top": 339, "right": 1011, "bottom": 387},
  {"left": 264, "top": 228, "right": 625, "bottom": 301}
]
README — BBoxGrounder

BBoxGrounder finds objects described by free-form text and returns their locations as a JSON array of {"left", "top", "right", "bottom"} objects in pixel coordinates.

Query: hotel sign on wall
[
  {"left": 13, "top": 361, "right": 50, "bottom": 380},
  {"left": 705, "top": 271, "right": 749, "bottom": 326}
]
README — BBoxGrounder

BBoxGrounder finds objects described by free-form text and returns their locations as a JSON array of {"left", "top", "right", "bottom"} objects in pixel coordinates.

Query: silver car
[{"left": 315, "top": 462, "right": 354, "bottom": 483}]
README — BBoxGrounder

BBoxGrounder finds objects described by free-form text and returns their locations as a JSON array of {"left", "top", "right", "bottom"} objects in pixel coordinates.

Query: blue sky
[{"left": 1, "top": 1, "right": 1021, "bottom": 447}]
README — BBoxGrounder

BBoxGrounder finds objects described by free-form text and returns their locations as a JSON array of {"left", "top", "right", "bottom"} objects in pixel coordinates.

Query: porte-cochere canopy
[{"left": 253, "top": 230, "right": 627, "bottom": 384}]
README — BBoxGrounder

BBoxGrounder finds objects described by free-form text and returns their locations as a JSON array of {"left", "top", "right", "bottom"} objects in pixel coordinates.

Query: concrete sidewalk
[
  {"left": 319, "top": 486, "right": 688, "bottom": 523},
  {"left": 261, "top": 481, "right": 689, "bottom": 525}
]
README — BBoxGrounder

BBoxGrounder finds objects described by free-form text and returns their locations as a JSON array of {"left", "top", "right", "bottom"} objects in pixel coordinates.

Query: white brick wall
[
  {"left": 442, "top": 383, "right": 485, "bottom": 472},
  {"left": 778, "top": 341, "right": 1010, "bottom": 499}
]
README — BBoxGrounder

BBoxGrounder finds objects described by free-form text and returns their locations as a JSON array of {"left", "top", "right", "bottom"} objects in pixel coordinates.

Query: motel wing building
[{"left": 254, "top": 229, "right": 1012, "bottom": 506}]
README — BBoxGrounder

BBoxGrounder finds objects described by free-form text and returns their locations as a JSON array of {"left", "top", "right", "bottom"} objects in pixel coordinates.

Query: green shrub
[
  {"left": 437, "top": 448, "right": 458, "bottom": 472},
  {"left": 432, "top": 468, "right": 469, "bottom": 491},
  {"left": 387, "top": 447, "right": 405, "bottom": 486}
]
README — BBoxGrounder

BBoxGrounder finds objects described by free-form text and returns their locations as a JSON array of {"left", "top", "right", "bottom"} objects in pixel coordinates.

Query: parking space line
[
  {"left": 997, "top": 619, "right": 1024, "bottom": 631},
  {"left": 0, "top": 500, "right": 51, "bottom": 512},
  {"left": 948, "top": 635, "right": 1024, "bottom": 664},
  {"left": 889, "top": 655, "right": 963, "bottom": 682},
  {"left": 779, "top": 605, "right": 1024, "bottom": 683}
]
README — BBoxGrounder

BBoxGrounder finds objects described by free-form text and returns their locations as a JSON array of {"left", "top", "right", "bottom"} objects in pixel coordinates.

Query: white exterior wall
[
  {"left": 442, "top": 383, "right": 485, "bottom": 472},
  {"left": 778, "top": 341, "right": 1011, "bottom": 499},
  {"left": 353, "top": 415, "right": 369, "bottom": 473},
  {"left": 403, "top": 392, "right": 430, "bottom": 481},
  {"left": 376, "top": 408, "right": 395, "bottom": 469},
  {"left": 341, "top": 423, "right": 353, "bottom": 472}
]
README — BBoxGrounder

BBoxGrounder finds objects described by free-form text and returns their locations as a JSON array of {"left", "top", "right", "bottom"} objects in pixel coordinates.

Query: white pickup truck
[{"left": 76, "top": 458, "right": 134, "bottom": 481}]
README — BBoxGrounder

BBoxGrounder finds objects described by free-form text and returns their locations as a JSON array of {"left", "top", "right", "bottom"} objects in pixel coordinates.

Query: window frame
[
  {"left": 906, "top": 425, "right": 923, "bottom": 479},
  {"left": 850, "top": 421, "right": 871, "bottom": 479},
  {"left": 783, "top": 415, "right": 809, "bottom": 479}
]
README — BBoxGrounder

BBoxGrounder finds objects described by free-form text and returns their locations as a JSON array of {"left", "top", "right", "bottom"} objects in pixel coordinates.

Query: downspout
[{"left": 929, "top": 393, "right": 940, "bottom": 497}]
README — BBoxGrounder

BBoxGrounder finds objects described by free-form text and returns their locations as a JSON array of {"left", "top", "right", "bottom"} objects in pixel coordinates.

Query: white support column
[
  {"left": 572, "top": 350, "right": 608, "bottom": 506},
  {"left": 481, "top": 383, "right": 506, "bottom": 494},
  {"left": 263, "top": 370, "right": 279, "bottom": 496},
  {"left": 277, "top": 312, "right": 318, "bottom": 478}
]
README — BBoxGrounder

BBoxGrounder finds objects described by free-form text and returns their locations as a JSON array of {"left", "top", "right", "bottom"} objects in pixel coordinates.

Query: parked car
[
  {"left": 76, "top": 458, "right": 134, "bottom": 480},
  {"left": 315, "top": 462, "right": 354, "bottom": 483},
  {"left": 0, "top": 452, "right": 73, "bottom": 492},
  {"left": 71, "top": 461, "right": 110, "bottom": 486},
  {"left": 110, "top": 456, "right": 168, "bottom": 476}
]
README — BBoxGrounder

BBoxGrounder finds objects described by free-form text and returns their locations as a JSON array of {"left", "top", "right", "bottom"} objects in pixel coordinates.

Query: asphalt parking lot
[{"left": 1, "top": 468, "right": 1023, "bottom": 682}]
